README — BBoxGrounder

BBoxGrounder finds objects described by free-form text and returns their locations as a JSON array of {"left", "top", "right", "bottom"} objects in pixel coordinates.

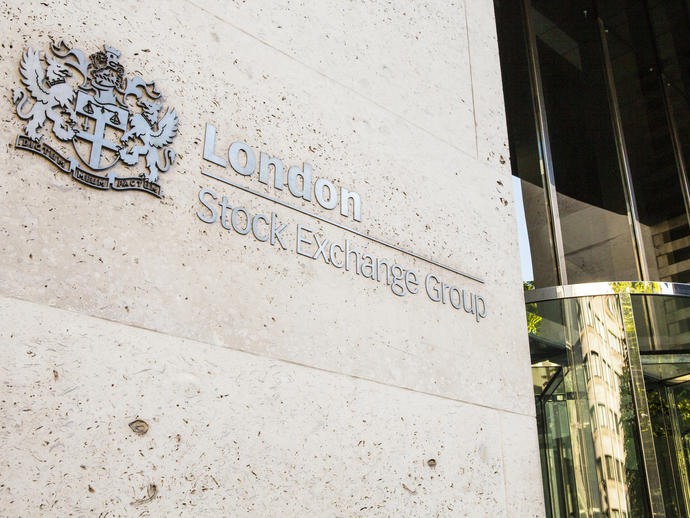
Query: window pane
[
  {"left": 531, "top": 1, "right": 639, "bottom": 283},
  {"left": 599, "top": 0, "right": 690, "bottom": 283}
]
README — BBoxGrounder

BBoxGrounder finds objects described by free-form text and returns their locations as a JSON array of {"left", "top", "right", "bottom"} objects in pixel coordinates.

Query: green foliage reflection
[{"left": 524, "top": 281, "right": 542, "bottom": 335}]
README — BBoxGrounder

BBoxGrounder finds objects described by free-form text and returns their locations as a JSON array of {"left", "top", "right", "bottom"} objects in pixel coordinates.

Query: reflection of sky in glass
[{"left": 512, "top": 176, "right": 534, "bottom": 283}]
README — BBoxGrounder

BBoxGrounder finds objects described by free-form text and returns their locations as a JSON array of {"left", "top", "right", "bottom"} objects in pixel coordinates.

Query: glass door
[
  {"left": 530, "top": 294, "right": 654, "bottom": 517},
  {"left": 536, "top": 366, "right": 580, "bottom": 517},
  {"left": 643, "top": 355, "right": 690, "bottom": 517}
]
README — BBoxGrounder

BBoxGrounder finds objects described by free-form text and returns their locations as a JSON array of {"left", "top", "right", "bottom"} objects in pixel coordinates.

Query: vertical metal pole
[
  {"left": 619, "top": 291, "right": 666, "bottom": 517},
  {"left": 660, "top": 79, "right": 690, "bottom": 230},
  {"left": 665, "top": 386, "right": 690, "bottom": 515},
  {"left": 521, "top": 0, "right": 568, "bottom": 286},
  {"left": 598, "top": 19, "right": 650, "bottom": 282},
  {"left": 537, "top": 398, "right": 556, "bottom": 517}
]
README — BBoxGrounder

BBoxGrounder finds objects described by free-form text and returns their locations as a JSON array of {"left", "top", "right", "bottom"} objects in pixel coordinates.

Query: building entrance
[{"left": 528, "top": 282, "right": 690, "bottom": 518}]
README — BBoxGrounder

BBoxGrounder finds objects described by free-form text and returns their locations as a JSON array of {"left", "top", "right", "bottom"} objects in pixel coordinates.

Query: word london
[{"left": 203, "top": 124, "right": 362, "bottom": 221}]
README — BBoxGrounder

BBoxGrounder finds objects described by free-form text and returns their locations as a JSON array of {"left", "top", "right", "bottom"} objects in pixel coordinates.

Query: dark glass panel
[
  {"left": 530, "top": 1, "right": 639, "bottom": 283},
  {"left": 645, "top": 0, "right": 690, "bottom": 102},
  {"left": 647, "top": 0, "right": 690, "bottom": 282},
  {"left": 631, "top": 294, "right": 690, "bottom": 353},
  {"left": 599, "top": 0, "right": 690, "bottom": 283},
  {"left": 494, "top": 0, "right": 559, "bottom": 287}
]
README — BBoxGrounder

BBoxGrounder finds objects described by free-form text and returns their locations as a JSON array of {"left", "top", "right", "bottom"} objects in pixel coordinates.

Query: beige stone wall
[{"left": 0, "top": 0, "right": 544, "bottom": 516}]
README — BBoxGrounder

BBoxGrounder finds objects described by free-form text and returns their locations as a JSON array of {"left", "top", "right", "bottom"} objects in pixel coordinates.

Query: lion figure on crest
[
  {"left": 13, "top": 47, "right": 78, "bottom": 141},
  {"left": 120, "top": 100, "right": 178, "bottom": 183}
]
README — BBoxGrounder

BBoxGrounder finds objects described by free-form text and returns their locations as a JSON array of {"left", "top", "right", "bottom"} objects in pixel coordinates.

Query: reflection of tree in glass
[
  {"left": 618, "top": 361, "right": 647, "bottom": 516},
  {"left": 524, "top": 281, "right": 543, "bottom": 334},
  {"left": 648, "top": 390, "right": 669, "bottom": 438},
  {"left": 680, "top": 385, "right": 690, "bottom": 499},
  {"left": 609, "top": 281, "right": 660, "bottom": 295},
  {"left": 647, "top": 389, "right": 668, "bottom": 437},
  {"left": 646, "top": 387, "right": 688, "bottom": 518},
  {"left": 647, "top": 384, "right": 690, "bottom": 438},
  {"left": 677, "top": 386, "right": 690, "bottom": 433}
]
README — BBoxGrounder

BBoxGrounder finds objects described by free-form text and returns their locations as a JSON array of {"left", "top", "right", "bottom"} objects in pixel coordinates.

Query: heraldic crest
[{"left": 12, "top": 41, "right": 179, "bottom": 197}]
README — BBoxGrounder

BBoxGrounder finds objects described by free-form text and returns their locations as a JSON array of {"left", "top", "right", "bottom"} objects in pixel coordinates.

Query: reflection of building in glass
[
  {"left": 529, "top": 293, "right": 649, "bottom": 517},
  {"left": 580, "top": 297, "right": 628, "bottom": 518}
]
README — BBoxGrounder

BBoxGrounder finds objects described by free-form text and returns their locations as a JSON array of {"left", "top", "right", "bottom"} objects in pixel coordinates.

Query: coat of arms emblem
[{"left": 12, "top": 41, "right": 179, "bottom": 197}]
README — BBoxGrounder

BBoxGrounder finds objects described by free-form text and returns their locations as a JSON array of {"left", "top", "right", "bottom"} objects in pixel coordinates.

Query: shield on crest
[{"left": 72, "top": 90, "right": 129, "bottom": 170}]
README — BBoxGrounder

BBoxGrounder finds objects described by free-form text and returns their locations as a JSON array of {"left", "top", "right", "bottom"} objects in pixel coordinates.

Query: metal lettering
[
  {"left": 259, "top": 152, "right": 284, "bottom": 190},
  {"left": 449, "top": 286, "right": 462, "bottom": 309},
  {"left": 390, "top": 264, "right": 406, "bottom": 297},
  {"left": 340, "top": 187, "right": 362, "bottom": 222},
  {"left": 425, "top": 273, "right": 441, "bottom": 302},
  {"left": 462, "top": 290, "right": 475, "bottom": 314},
  {"left": 203, "top": 123, "right": 227, "bottom": 167},
  {"left": 197, "top": 188, "right": 217, "bottom": 223},
  {"left": 312, "top": 235, "right": 330, "bottom": 263},
  {"left": 376, "top": 258, "right": 391, "bottom": 285},
  {"left": 329, "top": 242, "right": 344, "bottom": 268},
  {"left": 219, "top": 195, "right": 232, "bottom": 230},
  {"left": 315, "top": 178, "right": 338, "bottom": 210},
  {"left": 228, "top": 141, "right": 256, "bottom": 176},
  {"left": 405, "top": 270, "right": 419, "bottom": 295},
  {"left": 231, "top": 206, "right": 251, "bottom": 235},
  {"left": 476, "top": 296, "right": 487, "bottom": 321},
  {"left": 287, "top": 163, "right": 312, "bottom": 201},
  {"left": 442, "top": 282, "right": 450, "bottom": 304},
  {"left": 271, "top": 212, "right": 287, "bottom": 249},
  {"left": 296, "top": 224, "right": 313, "bottom": 257},
  {"left": 251, "top": 214, "right": 269, "bottom": 242},
  {"left": 360, "top": 254, "right": 374, "bottom": 279},
  {"left": 344, "top": 239, "right": 361, "bottom": 274}
]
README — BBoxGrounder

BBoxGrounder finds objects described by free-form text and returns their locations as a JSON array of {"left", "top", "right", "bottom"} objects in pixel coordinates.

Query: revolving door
[{"left": 527, "top": 282, "right": 690, "bottom": 518}]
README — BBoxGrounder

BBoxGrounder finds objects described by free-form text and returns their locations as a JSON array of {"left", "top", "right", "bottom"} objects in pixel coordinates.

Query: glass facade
[
  {"left": 495, "top": 0, "right": 690, "bottom": 287},
  {"left": 494, "top": 1, "right": 690, "bottom": 516}
]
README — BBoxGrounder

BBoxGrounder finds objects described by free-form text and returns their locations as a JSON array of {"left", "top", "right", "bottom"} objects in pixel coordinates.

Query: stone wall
[{"left": 0, "top": 1, "right": 544, "bottom": 515}]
